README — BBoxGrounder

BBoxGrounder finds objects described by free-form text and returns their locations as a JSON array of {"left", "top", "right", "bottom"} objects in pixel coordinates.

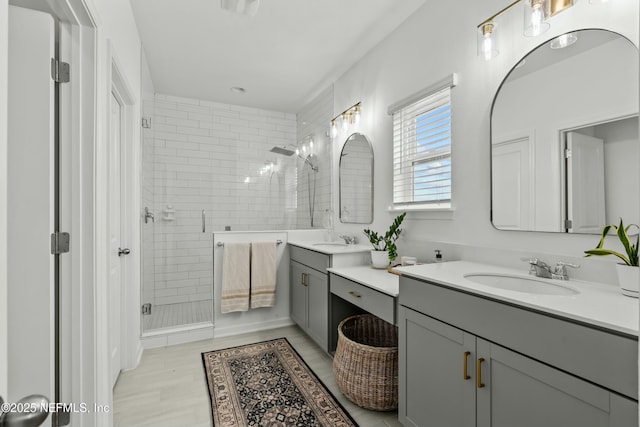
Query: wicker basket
[{"left": 333, "top": 314, "right": 399, "bottom": 411}]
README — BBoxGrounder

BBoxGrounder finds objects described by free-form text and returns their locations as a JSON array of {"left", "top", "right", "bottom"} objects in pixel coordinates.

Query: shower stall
[{"left": 140, "top": 87, "right": 333, "bottom": 336}]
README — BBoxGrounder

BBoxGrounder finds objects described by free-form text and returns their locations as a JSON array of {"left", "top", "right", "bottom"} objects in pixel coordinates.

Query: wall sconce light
[
  {"left": 478, "top": 0, "right": 584, "bottom": 60},
  {"left": 478, "top": 21, "right": 499, "bottom": 61},
  {"left": 330, "top": 102, "right": 361, "bottom": 138},
  {"left": 523, "top": 0, "right": 549, "bottom": 37}
]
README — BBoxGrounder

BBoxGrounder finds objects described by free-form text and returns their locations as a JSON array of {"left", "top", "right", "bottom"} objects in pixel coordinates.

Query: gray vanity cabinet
[
  {"left": 399, "top": 307, "right": 476, "bottom": 427},
  {"left": 398, "top": 276, "right": 638, "bottom": 427},
  {"left": 289, "top": 247, "right": 330, "bottom": 351},
  {"left": 476, "top": 339, "right": 638, "bottom": 427}
]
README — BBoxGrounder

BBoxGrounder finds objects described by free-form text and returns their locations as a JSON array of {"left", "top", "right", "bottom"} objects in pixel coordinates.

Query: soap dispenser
[{"left": 434, "top": 249, "right": 443, "bottom": 262}]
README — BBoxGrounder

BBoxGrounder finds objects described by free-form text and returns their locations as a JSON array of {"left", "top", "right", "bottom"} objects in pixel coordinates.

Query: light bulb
[
  {"left": 330, "top": 120, "right": 337, "bottom": 138},
  {"left": 341, "top": 114, "right": 348, "bottom": 131},
  {"left": 530, "top": 4, "right": 543, "bottom": 35},
  {"left": 478, "top": 22, "right": 498, "bottom": 60},
  {"left": 354, "top": 106, "right": 361, "bottom": 124},
  {"left": 483, "top": 34, "right": 493, "bottom": 61},
  {"left": 524, "top": 0, "right": 549, "bottom": 37}
]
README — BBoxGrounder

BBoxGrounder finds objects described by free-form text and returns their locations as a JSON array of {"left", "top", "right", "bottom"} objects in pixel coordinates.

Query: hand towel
[
  {"left": 221, "top": 243, "right": 250, "bottom": 313},
  {"left": 250, "top": 241, "right": 277, "bottom": 309}
]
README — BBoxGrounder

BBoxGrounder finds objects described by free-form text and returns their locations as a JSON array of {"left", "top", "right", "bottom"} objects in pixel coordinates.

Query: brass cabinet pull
[
  {"left": 477, "top": 358, "right": 485, "bottom": 388},
  {"left": 301, "top": 273, "right": 308, "bottom": 286},
  {"left": 463, "top": 351, "right": 471, "bottom": 380},
  {"left": 348, "top": 291, "right": 361, "bottom": 298}
]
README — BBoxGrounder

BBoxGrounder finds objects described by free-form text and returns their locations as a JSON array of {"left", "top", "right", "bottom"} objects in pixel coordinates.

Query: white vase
[
  {"left": 370, "top": 250, "right": 389, "bottom": 269},
  {"left": 615, "top": 264, "right": 639, "bottom": 298}
]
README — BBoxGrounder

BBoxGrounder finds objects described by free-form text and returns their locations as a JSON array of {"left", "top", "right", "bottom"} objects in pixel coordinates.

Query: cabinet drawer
[
  {"left": 331, "top": 274, "right": 395, "bottom": 324},
  {"left": 290, "top": 245, "right": 329, "bottom": 273}
]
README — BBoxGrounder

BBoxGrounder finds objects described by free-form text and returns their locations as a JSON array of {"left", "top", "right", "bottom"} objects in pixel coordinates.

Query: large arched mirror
[
  {"left": 491, "top": 29, "right": 639, "bottom": 233},
  {"left": 339, "top": 133, "right": 373, "bottom": 224}
]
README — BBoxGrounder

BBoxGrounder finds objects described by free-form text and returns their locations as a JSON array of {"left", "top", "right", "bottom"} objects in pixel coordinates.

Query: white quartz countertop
[
  {"left": 288, "top": 240, "right": 371, "bottom": 255},
  {"left": 393, "top": 261, "right": 639, "bottom": 336},
  {"left": 327, "top": 265, "right": 399, "bottom": 297}
]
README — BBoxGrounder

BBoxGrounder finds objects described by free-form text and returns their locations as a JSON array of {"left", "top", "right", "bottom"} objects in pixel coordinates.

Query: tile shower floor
[
  {"left": 142, "top": 300, "right": 213, "bottom": 331},
  {"left": 114, "top": 325, "right": 402, "bottom": 427}
]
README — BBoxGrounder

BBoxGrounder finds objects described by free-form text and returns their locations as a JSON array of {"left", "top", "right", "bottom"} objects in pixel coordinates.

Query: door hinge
[
  {"left": 565, "top": 219, "right": 573, "bottom": 230},
  {"left": 51, "top": 232, "right": 70, "bottom": 254},
  {"left": 565, "top": 148, "right": 572, "bottom": 159},
  {"left": 142, "top": 303, "right": 152, "bottom": 315},
  {"left": 51, "top": 58, "right": 70, "bottom": 83}
]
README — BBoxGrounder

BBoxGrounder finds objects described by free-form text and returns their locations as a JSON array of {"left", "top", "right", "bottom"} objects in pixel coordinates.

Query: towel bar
[{"left": 216, "top": 240, "right": 283, "bottom": 247}]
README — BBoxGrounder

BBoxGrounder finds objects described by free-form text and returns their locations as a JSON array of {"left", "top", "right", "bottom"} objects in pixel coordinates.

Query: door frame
[
  {"left": 1, "top": 0, "right": 103, "bottom": 425},
  {"left": 108, "top": 50, "right": 142, "bottom": 384}
]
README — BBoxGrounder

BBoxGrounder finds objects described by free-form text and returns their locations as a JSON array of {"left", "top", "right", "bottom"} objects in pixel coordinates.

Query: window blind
[{"left": 391, "top": 80, "right": 454, "bottom": 208}]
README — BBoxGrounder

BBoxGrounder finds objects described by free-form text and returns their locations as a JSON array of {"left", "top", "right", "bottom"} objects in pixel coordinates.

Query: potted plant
[
  {"left": 584, "top": 218, "right": 639, "bottom": 298},
  {"left": 363, "top": 212, "right": 406, "bottom": 268}
]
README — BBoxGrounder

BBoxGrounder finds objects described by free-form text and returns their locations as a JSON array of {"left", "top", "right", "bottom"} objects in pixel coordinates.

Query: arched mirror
[
  {"left": 491, "top": 29, "right": 639, "bottom": 233},
  {"left": 339, "top": 133, "right": 373, "bottom": 224}
]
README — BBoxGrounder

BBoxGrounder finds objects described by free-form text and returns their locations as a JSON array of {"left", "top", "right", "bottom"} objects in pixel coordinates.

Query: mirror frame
[{"left": 339, "top": 132, "right": 374, "bottom": 224}]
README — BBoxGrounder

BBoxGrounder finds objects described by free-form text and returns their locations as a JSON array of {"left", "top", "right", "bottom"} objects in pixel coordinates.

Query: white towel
[
  {"left": 221, "top": 243, "right": 250, "bottom": 313},
  {"left": 250, "top": 241, "right": 277, "bottom": 309}
]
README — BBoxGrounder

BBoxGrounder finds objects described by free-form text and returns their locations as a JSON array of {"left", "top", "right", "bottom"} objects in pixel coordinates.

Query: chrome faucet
[
  {"left": 523, "top": 258, "right": 553, "bottom": 278},
  {"left": 523, "top": 258, "right": 580, "bottom": 280},
  {"left": 551, "top": 261, "right": 580, "bottom": 280},
  {"left": 339, "top": 235, "right": 357, "bottom": 245}
]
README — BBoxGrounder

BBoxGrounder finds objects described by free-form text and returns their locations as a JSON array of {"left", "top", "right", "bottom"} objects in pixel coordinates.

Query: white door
[
  {"left": 566, "top": 132, "right": 606, "bottom": 234},
  {"left": 109, "top": 92, "right": 124, "bottom": 387},
  {"left": 5, "top": 3, "right": 56, "bottom": 422},
  {"left": 491, "top": 137, "right": 533, "bottom": 230}
]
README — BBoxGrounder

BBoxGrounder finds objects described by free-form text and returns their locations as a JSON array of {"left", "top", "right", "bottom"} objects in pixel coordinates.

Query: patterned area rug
[{"left": 202, "top": 338, "right": 358, "bottom": 427}]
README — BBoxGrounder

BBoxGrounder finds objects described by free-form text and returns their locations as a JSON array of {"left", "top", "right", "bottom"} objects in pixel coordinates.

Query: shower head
[{"left": 270, "top": 146, "right": 296, "bottom": 156}]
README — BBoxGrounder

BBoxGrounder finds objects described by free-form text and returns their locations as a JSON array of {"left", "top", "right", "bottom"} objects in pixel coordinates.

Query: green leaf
[{"left": 584, "top": 248, "right": 631, "bottom": 266}]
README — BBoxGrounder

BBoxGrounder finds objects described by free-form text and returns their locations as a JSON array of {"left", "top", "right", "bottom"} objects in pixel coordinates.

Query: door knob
[
  {"left": 118, "top": 247, "right": 131, "bottom": 256},
  {"left": 0, "top": 394, "right": 49, "bottom": 427}
]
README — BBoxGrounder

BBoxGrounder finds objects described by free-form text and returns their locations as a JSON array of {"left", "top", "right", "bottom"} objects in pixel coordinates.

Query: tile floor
[
  {"left": 142, "top": 300, "right": 213, "bottom": 332},
  {"left": 113, "top": 325, "right": 402, "bottom": 427}
]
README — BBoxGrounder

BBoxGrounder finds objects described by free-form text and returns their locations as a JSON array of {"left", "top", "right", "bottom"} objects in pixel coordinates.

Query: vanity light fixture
[
  {"left": 523, "top": 0, "right": 549, "bottom": 37},
  {"left": 478, "top": 0, "right": 585, "bottom": 60},
  {"left": 330, "top": 102, "right": 361, "bottom": 138},
  {"left": 330, "top": 120, "right": 338, "bottom": 138},
  {"left": 550, "top": 31, "right": 577, "bottom": 49},
  {"left": 478, "top": 22, "right": 499, "bottom": 60}
]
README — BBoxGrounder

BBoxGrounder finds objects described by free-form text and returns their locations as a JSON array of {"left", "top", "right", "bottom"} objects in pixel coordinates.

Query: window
[{"left": 389, "top": 74, "right": 456, "bottom": 210}]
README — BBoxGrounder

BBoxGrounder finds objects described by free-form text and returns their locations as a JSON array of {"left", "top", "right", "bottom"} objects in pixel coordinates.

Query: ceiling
[{"left": 131, "top": 0, "right": 426, "bottom": 113}]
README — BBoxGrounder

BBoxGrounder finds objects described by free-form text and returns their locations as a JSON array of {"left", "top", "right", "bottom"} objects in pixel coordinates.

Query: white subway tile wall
[
  {"left": 142, "top": 94, "right": 298, "bottom": 310},
  {"left": 296, "top": 85, "right": 333, "bottom": 228}
]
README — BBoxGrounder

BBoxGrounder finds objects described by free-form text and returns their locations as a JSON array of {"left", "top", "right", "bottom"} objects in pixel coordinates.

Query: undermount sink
[{"left": 463, "top": 273, "right": 579, "bottom": 296}]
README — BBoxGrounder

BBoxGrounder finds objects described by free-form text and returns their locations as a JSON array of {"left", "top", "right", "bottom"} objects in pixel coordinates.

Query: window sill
[{"left": 388, "top": 204, "right": 455, "bottom": 220}]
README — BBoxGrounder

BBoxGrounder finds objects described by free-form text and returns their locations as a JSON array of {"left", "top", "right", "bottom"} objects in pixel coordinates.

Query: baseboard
[
  {"left": 141, "top": 324, "right": 214, "bottom": 349},
  {"left": 213, "top": 317, "right": 294, "bottom": 339}
]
